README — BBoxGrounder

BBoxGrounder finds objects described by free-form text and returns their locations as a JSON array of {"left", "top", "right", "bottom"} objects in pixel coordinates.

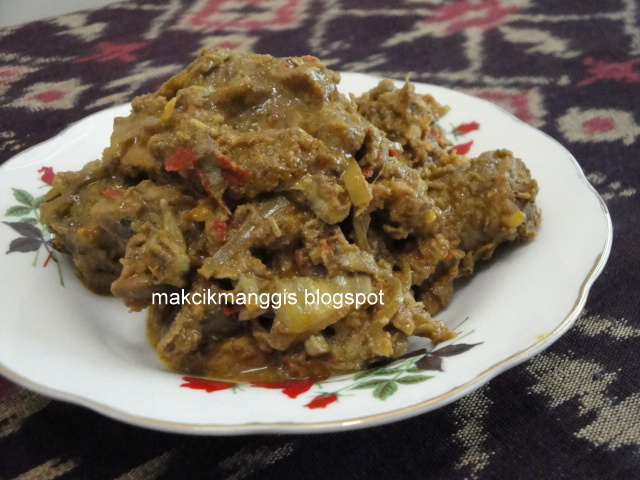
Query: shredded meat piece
[{"left": 40, "top": 48, "right": 540, "bottom": 381}]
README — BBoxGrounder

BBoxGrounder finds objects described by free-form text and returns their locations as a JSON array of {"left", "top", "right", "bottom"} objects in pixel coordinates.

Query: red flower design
[
  {"left": 578, "top": 57, "right": 640, "bottom": 87},
  {"left": 304, "top": 393, "right": 338, "bottom": 409},
  {"left": 184, "top": 0, "right": 304, "bottom": 31},
  {"left": 454, "top": 122, "right": 480, "bottom": 135},
  {"left": 74, "top": 42, "right": 148, "bottom": 63},
  {"left": 448, "top": 141, "right": 474, "bottom": 155},
  {"left": 583, "top": 117, "right": 615, "bottom": 134},
  {"left": 32, "top": 91, "right": 65, "bottom": 103},
  {"left": 251, "top": 380, "right": 315, "bottom": 399},
  {"left": 0, "top": 66, "right": 35, "bottom": 87},
  {"left": 423, "top": 0, "right": 520, "bottom": 35},
  {"left": 38, "top": 166, "right": 55, "bottom": 185},
  {"left": 180, "top": 376, "right": 236, "bottom": 392},
  {"left": 475, "top": 90, "right": 534, "bottom": 124}
]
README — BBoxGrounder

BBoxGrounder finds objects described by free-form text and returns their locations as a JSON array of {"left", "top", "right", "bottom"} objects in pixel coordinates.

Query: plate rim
[{"left": 0, "top": 75, "right": 613, "bottom": 435}]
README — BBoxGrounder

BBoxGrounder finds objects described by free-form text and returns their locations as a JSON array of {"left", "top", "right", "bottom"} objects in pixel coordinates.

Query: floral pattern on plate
[
  {"left": 181, "top": 322, "right": 481, "bottom": 409},
  {"left": 2, "top": 167, "right": 64, "bottom": 285}
]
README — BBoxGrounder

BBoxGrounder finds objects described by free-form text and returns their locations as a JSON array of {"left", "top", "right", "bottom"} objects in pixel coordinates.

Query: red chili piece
[
  {"left": 213, "top": 219, "right": 227, "bottom": 242},
  {"left": 166, "top": 147, "right": 198, "bottom": 171},
  {"left": 103, "top": 188, "right": 122, "bottom": 199},
  {"left": 218, "top": 156, "right": 249, "bottom": 186},
  {"left": 223, "top": 306, "right": 241, "bottom": 315}
]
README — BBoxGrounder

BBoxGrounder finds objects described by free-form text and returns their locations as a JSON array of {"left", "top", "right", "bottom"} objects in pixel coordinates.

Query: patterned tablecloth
[{"left": 0, "top": 1, "right": 638, "bottom": 478}]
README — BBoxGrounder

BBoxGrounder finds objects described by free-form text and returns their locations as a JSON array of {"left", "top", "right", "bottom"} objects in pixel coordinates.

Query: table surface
[{"left": 1, "top": 1, "right": 638, "bottom": 478}]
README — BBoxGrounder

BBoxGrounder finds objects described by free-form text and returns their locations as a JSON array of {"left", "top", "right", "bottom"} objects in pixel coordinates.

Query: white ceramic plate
[{"left": 0, "top": 73, "right": 612, "bottom": 434}]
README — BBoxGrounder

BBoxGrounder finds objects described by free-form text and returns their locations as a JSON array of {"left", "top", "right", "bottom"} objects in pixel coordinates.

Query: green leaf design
[
  {"left": 406, "top": 366, "right": 425, "bottom": 373},
  {"left": 353, "top": 367, "right": 402, "bottom": 380},
  {"left": 353, "top": 369, "right": 377, "bottom": 380},
  {"left": 396, "top": 375, "right": 433, "bottom": 385},
  {"left": 371, "top": 368, "right": 402, "bottom": 377},
  {"left": 352, "top": 379, "right": 386, "bottom": 390},
  {"left": 33, "top": 195, "right": 46, "bottom": 208},
  {"left": 4, "top": 179, "right": 65, "bottom": 287},
  {"left": 373, "top": 380, "right": 398, "bottom": 400},
  {"left": 12, "top": 188, "right": 35, "bottom": 207},
  {"left": 5, "top": 205, "right": 32, "bottom": 216}
]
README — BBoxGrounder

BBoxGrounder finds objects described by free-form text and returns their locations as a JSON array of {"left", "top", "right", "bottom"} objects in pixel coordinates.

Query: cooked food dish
[{"left": 40, "top": 48, "right": 540, "bottom": 381}]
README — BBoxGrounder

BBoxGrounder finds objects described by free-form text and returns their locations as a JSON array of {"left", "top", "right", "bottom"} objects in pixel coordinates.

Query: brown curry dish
[{"left": 40, "top": 48, "right": 540, "bottom": 382}]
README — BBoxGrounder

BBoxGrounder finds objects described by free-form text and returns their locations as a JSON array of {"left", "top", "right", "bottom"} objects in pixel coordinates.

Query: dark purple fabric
[{"left": 1, "top": 1, "right": 638, "bottom": 478}]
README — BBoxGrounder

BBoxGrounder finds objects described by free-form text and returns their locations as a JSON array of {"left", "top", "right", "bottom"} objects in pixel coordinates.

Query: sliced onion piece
[
  {"left": 352, "top": 212, "right": 371, "bottom": 252},
  {"left": 342, "top": 157, "right": 372, "bottom": 208},
  {"left": 197, "top": 159, "right": 229, "bottom": 213},
  {"left": 199, "top": 196, "right": 290, "bottom": 279},
  {"left": 271, "top": 274, "right": 373, "bottom": 335},
  {"left": 292, "top": 175, "right": 350, "bottom": 224}
]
